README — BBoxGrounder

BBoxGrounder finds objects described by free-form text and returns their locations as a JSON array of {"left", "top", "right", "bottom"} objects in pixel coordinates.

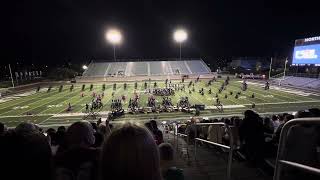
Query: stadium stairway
[{"left": 163, "top": 133, "right": 273, "bottom": 180}]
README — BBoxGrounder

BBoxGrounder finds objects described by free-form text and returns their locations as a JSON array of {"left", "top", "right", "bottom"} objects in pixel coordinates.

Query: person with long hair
[{"left": 100, "top": 123, "right": 161, "bottom": 180}]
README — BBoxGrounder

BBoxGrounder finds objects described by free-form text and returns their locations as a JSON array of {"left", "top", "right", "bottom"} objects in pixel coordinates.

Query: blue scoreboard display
[{"left": 292, "top": 36, "right": 320, "bottom": 66}]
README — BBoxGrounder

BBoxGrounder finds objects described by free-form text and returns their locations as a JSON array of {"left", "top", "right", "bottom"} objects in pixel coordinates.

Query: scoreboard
[{"left": 292, "top": 36, "right": 320, "bottom": 66}]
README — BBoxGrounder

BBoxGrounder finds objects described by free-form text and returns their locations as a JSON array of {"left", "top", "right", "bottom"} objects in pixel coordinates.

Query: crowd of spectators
[
  {"left": 0, "top": 119, "right": 183, "bottom": 180},
  {"left": 178, "top": 108, "right": 320, "bottom": 168},
  {"left": 1, "top": 107, "right": 320, "bottom": 180}
]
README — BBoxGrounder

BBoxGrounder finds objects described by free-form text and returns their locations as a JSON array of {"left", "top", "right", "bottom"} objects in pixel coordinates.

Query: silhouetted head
[
  {"left": 100, "top": 123, "right": 161, "bottom": 180},
  {"left": 65, "top": 121, "right": 95, "bottom": 148}
]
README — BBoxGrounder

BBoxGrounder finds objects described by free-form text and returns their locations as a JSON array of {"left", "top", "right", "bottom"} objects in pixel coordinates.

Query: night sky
[{"left": 2, "top": 0, "right": 320, "bottom": 65}]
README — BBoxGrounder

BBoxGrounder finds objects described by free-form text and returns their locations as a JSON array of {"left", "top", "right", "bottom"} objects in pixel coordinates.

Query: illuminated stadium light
[
  {"left": 105, "top": 29, "right": 122, "bottom": 45},
  {"left": 82, "top": 65, "right": 88, "bottom": 70},
  {"left": 105, "top": 28, "right": 122, "bottom": 61},
  {"left": 173, "top": 29, "right": 188, "bottom": 43},
  {"left": 173, "top": 29, "right": 188, "bottom": 60}
]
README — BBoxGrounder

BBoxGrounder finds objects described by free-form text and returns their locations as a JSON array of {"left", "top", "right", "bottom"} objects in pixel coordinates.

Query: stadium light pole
[
  {"left": 268, "top": 57, "right": 273, "bottom": 79},
  {"left": 173, "top": 29, "right": 188, "bottom": 60},
  {"left": 283, "top": 58, "right": 288, "bottom": 80},
  {"left": 82, "top": 65, "right": 88, "bottom": 70},
  {"left": 106, "top": 29, "right": 122, "bottom": 62}
]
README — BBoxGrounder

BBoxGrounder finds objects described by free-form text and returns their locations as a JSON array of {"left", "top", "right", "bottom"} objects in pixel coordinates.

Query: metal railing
[
  {"left": 194, "top": 122, "right": 234, "bottom": 180},
  {"left": 274, "top": 118, "right": 320, "bottom": 180},
  {"left": 164, "top": 122, "right": 235, "bottom": 179}
]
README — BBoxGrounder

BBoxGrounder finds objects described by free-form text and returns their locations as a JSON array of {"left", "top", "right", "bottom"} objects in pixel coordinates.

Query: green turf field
[{"left": 0, "top": 79, "right": 319, "bottom": 128}]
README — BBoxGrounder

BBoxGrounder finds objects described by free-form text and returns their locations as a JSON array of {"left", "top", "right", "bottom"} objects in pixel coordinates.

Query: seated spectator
[
  {"left": 185, "top": 118, "right": 197, "bottom": 144},
  {"left": 0, "top": 122, "right": 7, "bottom": 136},
  {"left": 46, "top": 128, "right": 58, "bottom": 154},
  {"left": 221, "top": 118, "right": 231, "bottom": 145},
  {"left": 57, "top": 125, "right": 66, "bottom": 133},
  {"left": 295, "top": 110, "right": 312, "bottom": 118},
  {"left": 263, "top": 117, "right": 274, "bottom": 134},
  {"left": 150, "top": 120, "right": 164, "bottom": 145},
  {"left": 93, "top": 131, "right": 104, "bottom": 148},
  {"left": 97, "top": 118, "right": 102, "bottom": 126},
  {"left": 145, "top": 122, "right": 154, "bottom": 132},
  {"left": 271, "top": 115, "right": 280, "bottom": 132},
  {"left": 272, "top": 114, "right": 294, "bottom": 144},
  {"left": 98, "top": 124, "right": 111, "bottom": 137},
  {"left": 199, "top": 120, "right": 209, "bottom": 140},
  {"left": 100, "top": 123, "right": 161, "bottom": 180},
  {"left": 231, "top": 117, "right": 241, "bottom": 148},
  {"left": 54, "top": 121, "right": 99, "bottom": 180},
  {"left": 1, "top": 129, "right": 52, "bottom": 180},
  {"left": 207, "top": 119, "right": 222, "bottom": 144},
  {"left": 308, "top": 108, "right": 320, "bottom": 117},
  {"left": 159, "top": 143, "right": 184, "bottom": 180},
  {"left": 239, "top": 110, "right": 264, "bottom": 165},
  {"left": 15, "top": 122, "right": 39, "bottom": 134},
  {"left": 91, "top": 122, "right": 98, "bottom": 132}
]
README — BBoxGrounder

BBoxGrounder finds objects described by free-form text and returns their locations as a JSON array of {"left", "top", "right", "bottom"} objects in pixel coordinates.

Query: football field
[{"left": 0, "top": 80, "right": 319, "bottom": 128}]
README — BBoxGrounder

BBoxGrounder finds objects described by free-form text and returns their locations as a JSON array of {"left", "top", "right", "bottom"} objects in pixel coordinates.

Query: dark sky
[{"left": 2, "top": 0, "right": 320, "bottom": 65}]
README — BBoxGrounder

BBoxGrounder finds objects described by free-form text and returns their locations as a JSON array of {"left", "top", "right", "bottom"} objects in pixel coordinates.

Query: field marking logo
[
  {"left": 263, "top": 95, "right": 274, "bottom": 98},
  {"left": 47, "top": 104, "right": 63, "bottom": 108},
  {"left": 13, "top": 106, "right": 29, "bottom": 110}
]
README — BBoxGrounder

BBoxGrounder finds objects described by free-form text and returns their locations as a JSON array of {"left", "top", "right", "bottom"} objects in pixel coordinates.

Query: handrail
[
  {"left": 274, "top": 118, "right": 320, "bottom": 180},
  {"left": 195, "top": 138, "right": 230, "bottom": 149},
  {"left": 177, "top": 133, "right": 188, "bottom": 137},
  {"left": 279, "top": 160, "right": 320, "bottom": 175},
  {"left": 194, "top": 122, "right": 234, "bottom": 179}
]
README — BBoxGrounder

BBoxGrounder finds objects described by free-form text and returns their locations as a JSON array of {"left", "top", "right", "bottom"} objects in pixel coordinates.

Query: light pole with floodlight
[
  {"left": 106, "top": 29, "right": 122, "bottom": 62},
  {"left": 283, "top": 58, "right": 288, "bottom": 80},
  {"left": 173, "top": 29, "right": 188, "bottom": 60}
]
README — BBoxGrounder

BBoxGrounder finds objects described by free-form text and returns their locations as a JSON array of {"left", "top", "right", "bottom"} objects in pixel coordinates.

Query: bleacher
[
  {"left": 164, "top": 115, "right": 320, "bottom": 180},
  {"left": 82, "top": 59, "right": 211, "bottom": 77},
  {"left": 271, "top": 76, "right": 320, "bottom": 90}
]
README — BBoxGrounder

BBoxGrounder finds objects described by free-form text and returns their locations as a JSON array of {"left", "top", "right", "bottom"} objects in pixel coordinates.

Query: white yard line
[
  {"left": 242, "top": 81, "right": 316, "bottom": 102},
  {"left": 0, "top": 90, "right": 73, "bottom": 116},
  {"left": 15, "top": 89, "right": 81, "bottom": 116}
]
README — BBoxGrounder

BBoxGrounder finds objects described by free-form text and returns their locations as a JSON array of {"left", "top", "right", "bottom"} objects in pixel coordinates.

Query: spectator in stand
[
  {"left": 272, "top": 114, "right": 294, "bottom": 144},
  {"left": 150, "top": 120, "right": 164, "bottom": 145},
  {"left": 145, "top": 122, "right": 154, "bottom": 132},
  {"left": 207, "top": 119, "right": 221, "bottom": 143},
  {"left": 263, "top": 117, "right": 274, "bottom": 134},
  {"left": 15, "top": 122, "right": 39, "bottom": 134},
  {"left": 159, "top": 143, "right": 184, "bottom": 180},
  {"left": 97, "top": 118, "right": 102, "bottom": 126},
  {"left": 93, "top": 123, "right": 111, "bottom": 148},
  {"left": 57, "top": 126, "right": 66, "bottom": 133},
  {"left": 185, "top": 117, "right": 197, "bottom": 144},
  {"left": 232, "top": 117, "right": 241, "bottom": 148},
  {"left": 46, "top": 128, "right": 59, "bottom": 155},
  {"left": 309, "top": 108, "right": 320, "bottom": 117},
  {"left": 93, "top": 131, "right": 104, "bottom": 148},
  {"left": 239, "top": 110, "right": 265, "bottom": 165},
  {"left": 199, "top": 119, "right": 209, "bottom": 140},
  {"left": 271, "top": 115, "right": 280, "bottom": 133},
  {"left": 91, "top": 122, "right": 98, "bottom": 132},
  {"left": 0, "top": 122, "right": 7, "bottom": 136},
  {"left": 295, "top": 110, "right": 312, "bottom": 118},
  {"left": 222, "top": 118, "right": 231, "bottom": 145},
  {"left": 1, "top": 129, "right": 52, "bottom": 180},
  {"left": 100, "top": 123, "right": 161, "bottom": 180},
  {"left": 55, "top": 126, "right": 66, "bottom": 150},
  {"left": 54, "top": 121, "right": 99, "bottom": 180},
  {"left": 102, "top": 120, "right": 112, "bottom": 136}
]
